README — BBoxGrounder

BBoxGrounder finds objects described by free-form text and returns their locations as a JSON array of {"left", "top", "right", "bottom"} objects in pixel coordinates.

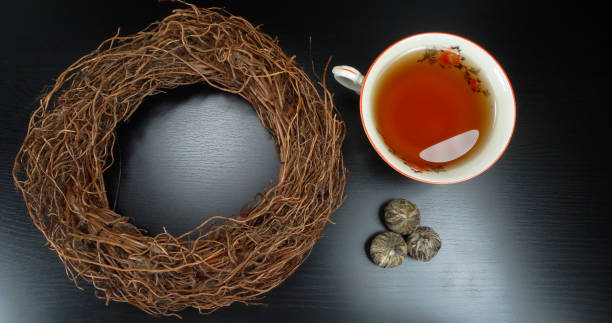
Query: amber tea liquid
[{"left": 373, "top": 48, "right": 494, "bottom": 171}]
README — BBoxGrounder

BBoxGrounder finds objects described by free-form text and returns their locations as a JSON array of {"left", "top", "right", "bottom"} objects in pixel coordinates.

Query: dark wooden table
[{"left": 1, "top": 1, "right": 609, "bottom": 322}]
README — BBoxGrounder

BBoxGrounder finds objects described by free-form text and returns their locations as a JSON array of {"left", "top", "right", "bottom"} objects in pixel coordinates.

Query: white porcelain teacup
[{"left": 333, "top": 32, "right": 515, "bottom": 184}]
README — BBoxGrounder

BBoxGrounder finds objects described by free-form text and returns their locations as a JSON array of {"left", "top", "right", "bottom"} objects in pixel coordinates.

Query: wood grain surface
[{"left": 1, "top": 1, "right": 609, "bottom": 322}]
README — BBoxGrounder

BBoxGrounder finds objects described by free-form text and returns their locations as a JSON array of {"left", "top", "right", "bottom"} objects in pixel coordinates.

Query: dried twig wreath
[{"left": 12, "top": 4, "right": 346, "bottom": 317}]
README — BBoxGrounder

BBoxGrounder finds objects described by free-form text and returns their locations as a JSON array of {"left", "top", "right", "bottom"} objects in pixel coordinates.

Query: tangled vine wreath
[{"left": 12, "top": 4, "right": 346, "bottom": 317}]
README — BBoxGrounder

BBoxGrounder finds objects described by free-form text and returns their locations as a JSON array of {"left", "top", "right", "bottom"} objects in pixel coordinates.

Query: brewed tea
[{"left": 373, "top": 47, "right": 494, "bottom": 172}]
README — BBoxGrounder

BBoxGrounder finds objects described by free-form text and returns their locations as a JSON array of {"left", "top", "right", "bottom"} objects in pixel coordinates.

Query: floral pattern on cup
[{"left": 417, "top": 46, "right": 490, "bottom": 96}]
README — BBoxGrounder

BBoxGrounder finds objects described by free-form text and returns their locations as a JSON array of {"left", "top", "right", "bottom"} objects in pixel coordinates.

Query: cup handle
[{"left": 332, "top": 65, "right": 364, "bottom": 94}]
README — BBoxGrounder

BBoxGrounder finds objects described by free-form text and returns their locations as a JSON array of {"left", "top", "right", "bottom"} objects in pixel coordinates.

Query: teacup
[{"left": 332, "top": 32, "right": 515, "bottom": 184}]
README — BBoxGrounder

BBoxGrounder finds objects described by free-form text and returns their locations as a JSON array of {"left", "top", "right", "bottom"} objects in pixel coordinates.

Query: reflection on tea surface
[{"left": 419, "top": 130, "right": 479, "bottom": 163}]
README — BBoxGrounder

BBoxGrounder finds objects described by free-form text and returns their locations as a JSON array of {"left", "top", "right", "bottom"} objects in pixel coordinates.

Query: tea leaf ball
[
  {"left": 369, "top": 232, "right": 408, "bottom": 268},
  {"left": 406, "top": 226, "right": 441, "bottom": 262},
  {"left": 384, "top": 199, "right": 420, "bottom": 235}
]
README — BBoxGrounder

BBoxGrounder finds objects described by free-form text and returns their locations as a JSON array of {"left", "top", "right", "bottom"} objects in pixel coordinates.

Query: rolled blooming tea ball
[
  {"left": 384, "top": 199, "right": 420, "bottom": 235},
  {"left": 369, "top": 232, "right": 408, "bottom": 268},
  {"left": 406, "top": 226, "right": 441, "bottom": 262}
]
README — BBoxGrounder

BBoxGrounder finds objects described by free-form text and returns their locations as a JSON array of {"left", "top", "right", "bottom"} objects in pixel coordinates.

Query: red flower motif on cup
[
  {"left": 417, "top": 46, "right": 489, "bottom": 96},
  {"left": 440, "top": 49, "right": 461, "bottom": 66},
  {"left": 469, "top": 78, "right": 480, "bottom": 91}
]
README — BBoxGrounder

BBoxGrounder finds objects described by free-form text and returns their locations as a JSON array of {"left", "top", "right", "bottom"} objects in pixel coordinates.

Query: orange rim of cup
[{"left": 359, "top": 32, "right": 516, "bottom": 184}]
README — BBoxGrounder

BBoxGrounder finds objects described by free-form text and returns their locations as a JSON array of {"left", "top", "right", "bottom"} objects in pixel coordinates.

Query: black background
[{"left": 1, "top": 1, "right": 610, "bottom": 322}]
